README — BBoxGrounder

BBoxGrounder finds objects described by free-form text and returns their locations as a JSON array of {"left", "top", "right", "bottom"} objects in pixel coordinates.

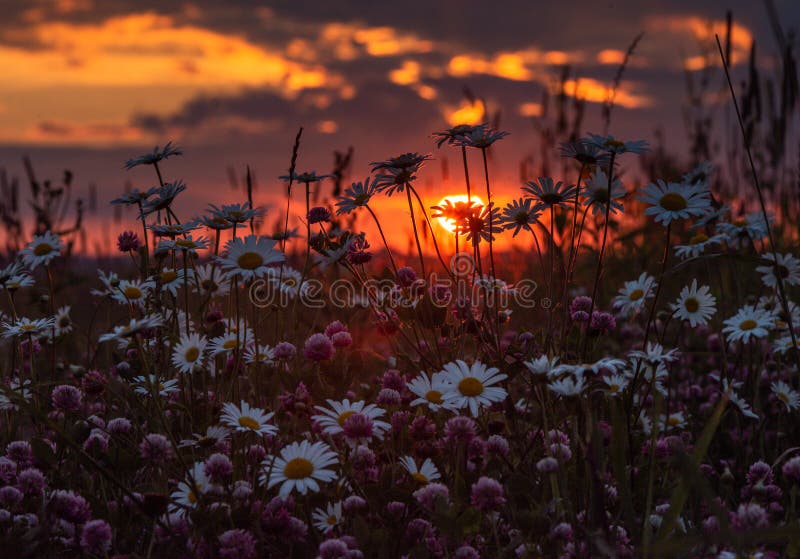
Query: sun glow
[{"left": 435, "top": 195, "right": 485, "bottom": 233}]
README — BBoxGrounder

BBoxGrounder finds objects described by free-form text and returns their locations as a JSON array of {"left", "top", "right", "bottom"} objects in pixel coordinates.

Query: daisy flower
[
  {"left": 142, "top": 181, "right": 187, "bottom": 215},
  {"left": 721, "top": 380, "right": 758, "bottom": 420},
  {"left": 407, "top": 372, "right": 453, "bottom": 411},
  {"left": 715, "top": 212, "right": 771, "bottom": 248},
  {"left": 682, "top": 161, "right": 714, "bottom": 184},
  {"left": 208, "top": 333, "right": 245, "bottom": 356},
  {"left": 612, "top": 272, "right": 656, "bottom": 318},
  {"left": 261, "top": 440, "right": 338, "bottom": 496},
  {"left": 581, "top": 166, "right": 625, "bottom": 215},
  {"left": 172, "top": 332, "right": 207, "bottom": 374},
  {"left": 207, "top": 202, "right": 262, "bottom": 228},
  {"left": 20, "top": 231, "right": 64, "bottom": 269},
  {"left": 112, "top": 279, "right": 154, "bottom": 307},
  {"left": 673, "top": 232, "right": 724, "bottom": 260},
  {"left": 439, "top": 360, "right": 508, "bottom": 417},
  {"left": 311, "top": 399, "right": 390, "bottom": 438},
  {"left": 98, "top": 315, "right": 163, "bottom": 344},
  {"left": 671, "top": 280, "right": 716, "bottom": 327},
  {"left": 132, "top": 375, "right": 179, "bottom": 398},
  {"left": 179, "top": 425, "right": 230, "bottom": 449},
  {"left": 602, "top": 374, "right": 629, "bottom": 396},
  {"left": 461, "top": 204, "right": 502, "bottom": 246},
  {"left": 559, "top": 139, "right": 610, "bottom": 165},
  {"left": 433, "top": 124, "right": 477, "bottom": 148},
  {"left": 454, "top": 124, "right": 509, "bottom": 148},
  {"left": 0, "top": 379, "right": 32, "bottom": 411},
  {"left": 2, "top": 317, "right": 55, "bottom": 338},
  {"left": 125, "top": 141, "right": 182, "bottom": 169},
  {"left": 335, "top": 177, "right": 378, "bottom": 215},
  {"left": 312, "top": 501, "right": 343, "bottom": 533},
  {"left": 152, "top": 267, "right": 193, "bottom": 297},
  {"left": 584, "top": 133, "right": 649, "bottom": 154},
  {"left": 169, "top": 461, "right": 213, "bottom": 516},
  {"left": 220, "top": 401, "right": 277, "bottom": 436},
  {"left": 160, "top": 235, "right": 210, "bottom": 255},
  {"left": 267, "top": 266, "right": 308, "bottom": 299},
  {"left": 0, "top": 272, "right": 34, "bottom": 291},
  {"left": 756, "top": 252, "right": 800, "bottom": 290},
  {"left": 773, "top": 335, "right": 800, "bottom": 355},
  {"left": 399, "top": 456, "right": 441, "bottom": 484},
  {"left": 522, "top": 177, "right": 577, "bottom": 210},
  {"left": 195, "top": 264, "right": 231, "bottom": 297},
  {"left": 771, "top": 381, "right": 800, "bottom": 412},
  {"left": 638, "top": 180, "right": 711, "bottom": 226},
  {"left": 216, "top": 235, "right": 285, "bottom": 281},
  {"left": 628, "top": 342, "right": 680, "bottom": 365},
  {"left": 149, "top": 220, "right": 201, "bottom": 239},
  {"left": 722, "top": 305, "right": 774, "bottom": 344},
  {"left": 110, "top": 186, "right": 159, "bottom": 206},
  {"left": 53, "top": 306, "right": 73, "bottom": 337},
  {"left": 524, "top": 355, "right": 560, "bottom": 378},
  {"left": 498, "top": 198, "right": 541, "bottom": 236},
  {"left": 662, "top": 412, "right": 687, "bottom": 430},
  {"left": 547, "top": 376, "right": 586, "bottom": 397},
  {"left": 244, "top": 344, "right": 275, "bottom": 365}
]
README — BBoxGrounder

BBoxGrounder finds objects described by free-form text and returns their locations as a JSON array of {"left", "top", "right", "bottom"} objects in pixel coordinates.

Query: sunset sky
[{"left": 0, "top": 0, "right": 798, "bottom": 254}]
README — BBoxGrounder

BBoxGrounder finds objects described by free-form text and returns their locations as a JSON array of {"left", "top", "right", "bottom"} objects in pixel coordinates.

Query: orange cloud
[
  {"left": 562, "top": 78, "right": 651, "bottom": 108},
  {"left": 443, "top": 100, "right": 485, "bottom": 126},
  {"left": 645, "top": 15, "right": 753, "bottom": 68}
]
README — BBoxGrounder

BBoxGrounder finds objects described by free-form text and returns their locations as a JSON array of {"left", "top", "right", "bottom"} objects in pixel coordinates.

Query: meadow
[{"left": 1, "top": 35, "right": 800, "bottom": 559}]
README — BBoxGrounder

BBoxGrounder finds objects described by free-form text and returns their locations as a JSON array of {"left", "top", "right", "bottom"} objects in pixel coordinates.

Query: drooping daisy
[
  {"left": 170, "top": 461, "right": 213, "bottom": 516},
  {"left": 142, "top": 180, "right": 187, "bottom": 215},
  {"left": 407, "top": 372, "right": 454, "bottom": 411},
  {"left": 638, "top": 180, "right": 711, "bottom": 226},
  {"left": 261, "top": 440, "right": 338, "bottom": 496},
  {"left": 715, "top": 212, "right": 772, "bottom": 248},
  {"left": 547, "top": 376, "right": 587, "bottom": 397},
  {"left": 581, "top": 166, "right": 625, "bottom": 215},
  {"left": 756, "top": 252, "right": 800, "bottom": 290},
  {"left": 454, "top": 124, "right": 509, "bottom": 149},
  {"left": 721, "top": 380, "right": 758, "bottom": 420},
  {"left": 399, "top": 456, "right": 441, "bottom": 484},
  {"left": 612, "top": 272, "right": 656, "bottom": 318},
  {"left": 771, "top": 381, "right": 800, "bottom": 412},
  {"left": 172, "top": 332, "right": 207, "bottom": 374},
  {"left": 773, "top": 335, "right": 800, "bottom": 355},
  {"left": 522, "top": 177, "right": 577, "bottom": 210},
  {"left": 757, "top": 295, "right": 800, "bottom": 332},
  {"left": 439, "top": 360, "right": 508, "bottom": 417},
  {"left": 673, "top": 232, "right": 724, "bottom": 260},
  {"left": 216, "top": 235, "right": 285, "bottom": 281},
  {"left": 722, "top": 305, "right": 774, "bottom": 344},
  {"left": 207, "top": 202, "right": 262, "bottom": 228},
  {"left": 524, "top": 355, "right": 560, "bottom": 378},
  {"left": 98, "top": 315, "right": 163, "bottom": 344},
  {"left": 671, "top": 280, "right": 716, "bottom": 327},
  {"left": 20, "top": 231, "right": 64, "bottom": 269},
  {"left": 312, "top": 501, "right": 343, "bottom": 533},
  {"left": 220, "top": 401, "right": 277, "bottom": 436},
  {"left": 161, "top": 234, "right": 210, "bottom": 255},
  {"left": 311, "top": 399, "right": 390, "bottom": 438}
]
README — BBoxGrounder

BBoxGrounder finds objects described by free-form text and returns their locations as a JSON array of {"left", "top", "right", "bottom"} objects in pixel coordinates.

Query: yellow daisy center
[
  {"left": 284, "top": 457, "right": 313, "bottom": 479},
  {"left": 237, "top": 252, "right": 264, "bottom": 270},
  {"left": 425, "top": 390, "right": 443, "bottom": 404},
  {"left": 629, "top": 289, "right": 644, "bottom": 301},
  {"left": 604, "top": 139, "right": 625, "bottom": 149},
  {"left": 778, "top": 392, "right": 790, "bottom": 404},
  {"left": 34, "top": 243, "right": 53, "bottom": 256},
  {"left": 458, "top": 377, "right": 484, "bottom": 397},
  {"left": 667, "top": 416, "right": 681, "bottom": 426},
  {"left": 659, "top": 192, "right": 688, "bottom": 211},
  {"left": 689, "top": 233, "right": 708, "bottom": 245},
  {"left": 337, "top": 410, "right": 357, "bottom": 426},
  {"left": 174, "top": 239, "right": 195, "bottom": 248},
  {"left": 733, "top": 219, "right": 747, "bottom": 227},
  {"left": 608, "top": 383, "right": 620, "bottom": 392},
  {"left": 160, "top": 271, "right": 178, "bottom": 283},
  {"left": 284, "top": 278, "right": 296, "bottom": 286},
  {"left": 187, "top": 489, "right": 197, "bottom": 504},
  {"left": 739, "top": 319, "right": 757, "bottom": 331},
  {"left": 223, "top": 339, "right": 239, "bottom": 350},
  {"left": 412, "top": 472, "right": 429, "bottom": 483},
  {"left": 684, "top": 297, "right": 700, "bottom": 313},
  {"left": 124, "top": 286, "right": 142, "bottom": 299},
  {"left": 238, "top": 416, "right": 260, "bottom": 430},
  {"left": 20, "top": 324, "right": 37, "bottom": 331},
  {"left": 184, "top": 347, "right": 200, "bottom": 362}
]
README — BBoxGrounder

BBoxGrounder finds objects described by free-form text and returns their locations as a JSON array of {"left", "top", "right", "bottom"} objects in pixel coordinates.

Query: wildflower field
[{"left": 2, "top": 11, "right": 800, "bottom": 559}]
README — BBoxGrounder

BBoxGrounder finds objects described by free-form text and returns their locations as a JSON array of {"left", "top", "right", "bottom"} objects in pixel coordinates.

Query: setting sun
[{"left": 434, "top": 194, "right": 484, "bottom": 232}]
